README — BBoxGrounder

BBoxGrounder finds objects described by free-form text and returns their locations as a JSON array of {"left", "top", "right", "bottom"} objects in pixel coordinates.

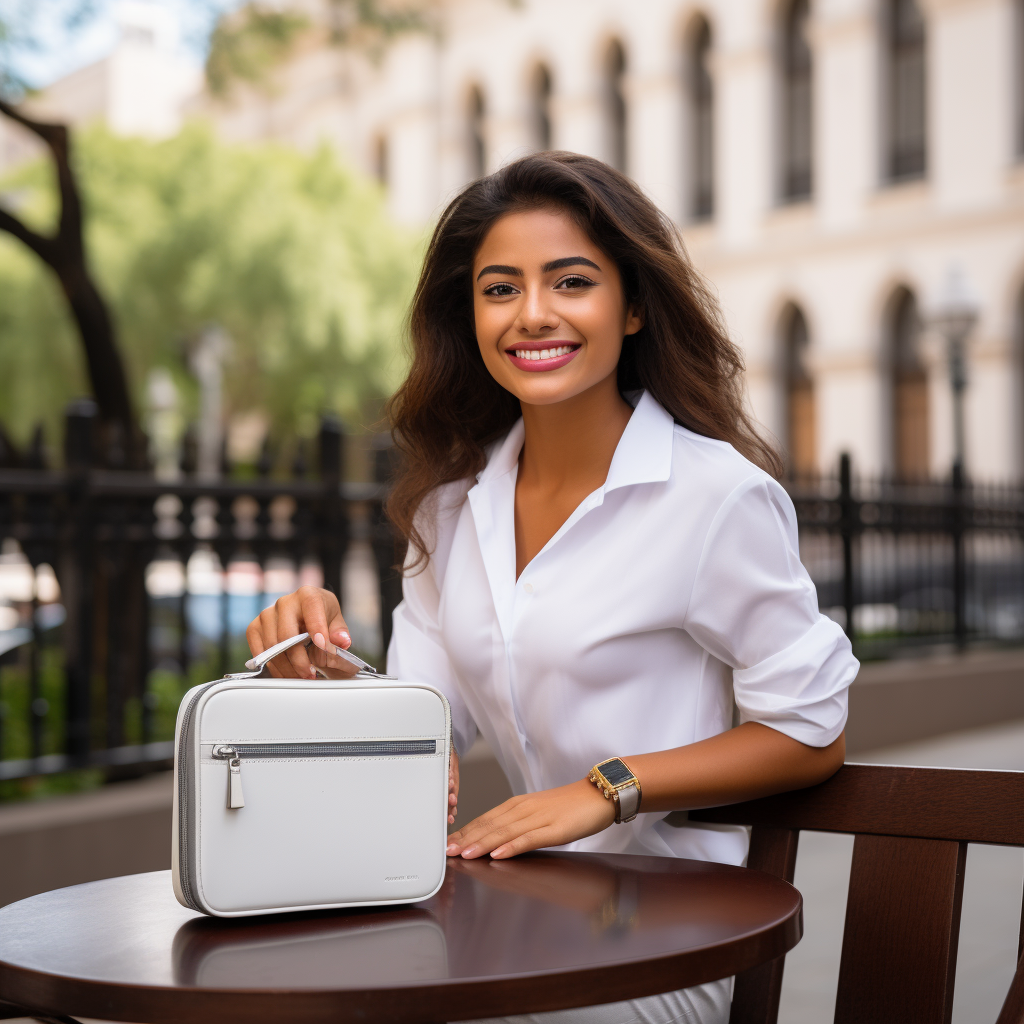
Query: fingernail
[
  {"left": 461, "top": 846, "right": 478, "bottom": 858},
  {"left": 491, "top": 847, "right": 506, "bottom": 859},
  {"left": 309, "top": 666, "right": 317, "bottom": 679},
  {"left": 446, "top": 843, "right": 459, "bottom": 855},
  {"left": 332, "top": 630, "right": 351, "bottom": 649},
  {"left": 313, "top": 632, "right": 326, "bottom": 649}
]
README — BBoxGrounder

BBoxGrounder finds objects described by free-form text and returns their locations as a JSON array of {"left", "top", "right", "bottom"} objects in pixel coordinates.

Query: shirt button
[{"left": 523, "top": 582, "right": 533, "bottom": 593}]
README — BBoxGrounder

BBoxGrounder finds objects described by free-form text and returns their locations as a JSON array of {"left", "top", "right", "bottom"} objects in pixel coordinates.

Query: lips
[{"left": 505, "top": 342, "right": 581, "bottom": 373}]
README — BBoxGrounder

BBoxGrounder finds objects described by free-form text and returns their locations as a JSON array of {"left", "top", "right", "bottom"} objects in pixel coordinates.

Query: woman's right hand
[{"left": 245, "top": 586, "right": 355, "bottom": 679}]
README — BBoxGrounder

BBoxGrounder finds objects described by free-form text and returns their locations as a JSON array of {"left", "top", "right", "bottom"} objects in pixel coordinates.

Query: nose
[{"left": 514, "top": 284, "right": 560, "bottom": 335}]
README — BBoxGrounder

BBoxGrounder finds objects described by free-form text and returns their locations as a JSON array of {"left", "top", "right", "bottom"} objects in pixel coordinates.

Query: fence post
[
  {"left": 318, "top": 416, "right": 345, "bottom": 601},
  {"left": 839, "top": 452, "right": 856, "bottom": 642},
  {"left": 62, "top": 399, "right": 97, "bottom": 765},
  {"left": 952, "top": 460, "right": 967, "bottom": 650}
]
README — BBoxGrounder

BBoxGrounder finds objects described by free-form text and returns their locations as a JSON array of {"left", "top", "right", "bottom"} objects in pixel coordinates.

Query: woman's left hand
[{"left": 446, "top": 779, "right": 616, "bottom": 860}]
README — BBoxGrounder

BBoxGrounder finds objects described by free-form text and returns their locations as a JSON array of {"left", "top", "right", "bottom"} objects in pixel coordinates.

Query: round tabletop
[{"left": 0, "top": 853, "right": 801, "bottom": 1024}]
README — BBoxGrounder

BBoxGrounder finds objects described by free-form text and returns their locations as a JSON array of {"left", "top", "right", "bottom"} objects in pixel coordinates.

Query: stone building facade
[{"left": 24, "top": 0, "right": 1024, "bottom": 480}]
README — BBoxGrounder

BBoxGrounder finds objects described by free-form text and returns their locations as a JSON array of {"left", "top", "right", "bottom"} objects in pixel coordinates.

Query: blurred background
[{"left": 0, "top": 1, "right": 1022, "bottom": 1021}]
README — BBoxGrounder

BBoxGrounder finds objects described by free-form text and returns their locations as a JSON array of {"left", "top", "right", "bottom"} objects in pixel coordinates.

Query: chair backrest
[{"left": 690, "top": 763, "right": 1024, "bottom": 1024}]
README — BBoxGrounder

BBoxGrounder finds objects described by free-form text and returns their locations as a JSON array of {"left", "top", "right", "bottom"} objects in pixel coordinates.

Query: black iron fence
[
  {"left": 0, "top": 405, "right": 404, "bottom": 788},
  {"left": 1, "top": 420, "right": 1023, "bottom": 789},
  {"left": 791, "top": 455, "right": 1024, "bottom": 660}
]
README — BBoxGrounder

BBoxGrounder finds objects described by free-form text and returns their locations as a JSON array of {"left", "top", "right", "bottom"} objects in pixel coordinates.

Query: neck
[{"left": 517, "top": 375, "right": 634, "bottom": 489}]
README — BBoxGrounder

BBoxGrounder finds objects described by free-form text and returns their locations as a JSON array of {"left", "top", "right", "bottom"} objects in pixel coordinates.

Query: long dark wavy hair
[{"left": 386, "top": 151, "right": 781, "bottom": 569}]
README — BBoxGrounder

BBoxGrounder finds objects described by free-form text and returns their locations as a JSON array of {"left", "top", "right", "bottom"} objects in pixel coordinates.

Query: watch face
[{"left": 600, "top": 759, "right": 634, "bottom": 786}]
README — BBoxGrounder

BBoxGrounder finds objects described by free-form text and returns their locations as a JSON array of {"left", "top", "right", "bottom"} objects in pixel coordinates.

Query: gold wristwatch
[{"left": 588, "top": 757, "right": 642, "bottom": 824}]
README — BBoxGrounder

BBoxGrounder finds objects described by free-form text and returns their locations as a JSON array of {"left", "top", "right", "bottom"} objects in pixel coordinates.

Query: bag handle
[{"left": 235, "top": 631, "right": 380, "bottom": 677}]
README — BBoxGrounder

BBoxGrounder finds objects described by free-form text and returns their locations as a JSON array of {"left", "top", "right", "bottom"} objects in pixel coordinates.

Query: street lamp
[{"left": 930, "top": 264, "right": 980, "bottom": 477}]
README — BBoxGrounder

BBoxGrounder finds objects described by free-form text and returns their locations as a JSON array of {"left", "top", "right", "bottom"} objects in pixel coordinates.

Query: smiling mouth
[{"left": 505, "top": 343, "right": 581, "bottom": 371}]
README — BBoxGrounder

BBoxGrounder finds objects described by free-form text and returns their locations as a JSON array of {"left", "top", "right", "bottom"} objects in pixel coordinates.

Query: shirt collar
[{"left": 475, "top": 390, "right": 674, "bottom": 491}]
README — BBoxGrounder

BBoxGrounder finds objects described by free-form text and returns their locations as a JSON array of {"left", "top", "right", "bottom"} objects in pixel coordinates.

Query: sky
[{"left": 1, "top": 0, "right": 245, "bottom": 90}]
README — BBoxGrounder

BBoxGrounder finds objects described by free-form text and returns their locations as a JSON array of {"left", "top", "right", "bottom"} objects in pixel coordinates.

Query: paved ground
[{"left": 778, "top": 718, "right": 1024, "bottom": 1024}]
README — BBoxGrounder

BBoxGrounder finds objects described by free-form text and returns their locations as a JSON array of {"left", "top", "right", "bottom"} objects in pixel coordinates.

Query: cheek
[{"left": 574, "top": 295, "right": 626, "bottom": 365}]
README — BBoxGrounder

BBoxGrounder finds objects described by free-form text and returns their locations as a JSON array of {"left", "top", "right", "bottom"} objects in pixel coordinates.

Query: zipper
[{"left": 210, "top": 740, "right": 439, "bottom": 810}]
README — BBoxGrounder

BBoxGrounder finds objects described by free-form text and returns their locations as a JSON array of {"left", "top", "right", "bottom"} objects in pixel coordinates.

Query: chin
[{"left": 507, "top": 377, "right": 588, "bottom": 407}]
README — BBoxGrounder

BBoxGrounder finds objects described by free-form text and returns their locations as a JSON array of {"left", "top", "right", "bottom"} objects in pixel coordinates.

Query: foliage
[
  {"left": 206, "top": 4, "right": 309, "bottom": 98},
  {"left": 0, "top": 123, "right": 420, "bottom": 451},
  {"left": 325, "top": 0, "right": 431, "bottom": 47},
  {"left": 0, "top": 0, "right": 98, "bottom": 99}
]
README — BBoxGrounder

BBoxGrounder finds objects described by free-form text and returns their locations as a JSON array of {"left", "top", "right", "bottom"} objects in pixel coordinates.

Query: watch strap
[{"left": 615, "top": 781, "right": 641, "bottom": 823}]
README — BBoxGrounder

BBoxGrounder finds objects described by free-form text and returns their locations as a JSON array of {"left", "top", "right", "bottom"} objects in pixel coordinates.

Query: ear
[{"left": 624, "top": 305, "right": 644, "bottom": 336}]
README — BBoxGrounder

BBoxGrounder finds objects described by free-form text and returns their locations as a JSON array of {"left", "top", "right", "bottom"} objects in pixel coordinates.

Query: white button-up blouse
[{"left": 387, "top": 391, "right": 858, "bottom": 866}]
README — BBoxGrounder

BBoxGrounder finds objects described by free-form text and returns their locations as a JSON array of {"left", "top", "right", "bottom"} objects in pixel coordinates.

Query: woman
[{"left": 246, "top": 152, "right": 858, "bottom": 1024}]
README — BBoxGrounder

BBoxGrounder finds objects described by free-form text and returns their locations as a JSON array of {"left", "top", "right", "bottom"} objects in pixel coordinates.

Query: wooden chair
[{"left": 690, "top": 763, "right": 1024, "bottom": 1024}]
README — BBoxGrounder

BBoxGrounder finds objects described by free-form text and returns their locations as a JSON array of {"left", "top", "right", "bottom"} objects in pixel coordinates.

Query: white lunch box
[{"left": 172, "top": 633, "right": 451, "bottom": 917}]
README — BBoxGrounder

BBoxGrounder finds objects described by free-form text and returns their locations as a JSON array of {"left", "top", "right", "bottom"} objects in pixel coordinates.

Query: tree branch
[
  {"left": 0, "top": 203, "right": 54, "bottom": 263},
  {"left": 0, "top": 98, "right": 82, "bottom": 263}
]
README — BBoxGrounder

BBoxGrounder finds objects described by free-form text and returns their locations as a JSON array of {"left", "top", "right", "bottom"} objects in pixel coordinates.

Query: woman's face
[{"left": 472, "top": 207, "right": 642, "bottom": 407}]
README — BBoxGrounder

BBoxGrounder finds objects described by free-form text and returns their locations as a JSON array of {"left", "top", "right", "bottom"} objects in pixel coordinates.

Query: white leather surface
[
  {"left": 179, "top": 679, "right": 450, "bottom": 916},
  {"left": 198, "top": 683, "right": 447, "bottom": 743},
  {"left": 185, "top": 919, "right": 448, "bottom": 987}
]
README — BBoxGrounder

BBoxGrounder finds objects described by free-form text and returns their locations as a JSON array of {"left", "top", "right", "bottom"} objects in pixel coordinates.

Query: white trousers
[{"left": 459, "top": 977, "right": 732, "bottom": 1024}]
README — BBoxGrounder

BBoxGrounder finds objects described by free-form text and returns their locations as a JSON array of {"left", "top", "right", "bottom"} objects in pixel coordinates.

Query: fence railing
[
  {"left": 790, "top": 455, "right": 1024, "bottom": 660},
  {"left": 1, "top": 424, "right": 1023, "bottom": 788},
  {"left": 0, "top": 407, "right": 404, "bottom": 787}
]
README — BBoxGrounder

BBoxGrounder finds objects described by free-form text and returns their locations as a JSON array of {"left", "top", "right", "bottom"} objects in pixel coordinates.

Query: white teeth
[{"left": 513, "top": 346, "right": 575, "bottom": 361}]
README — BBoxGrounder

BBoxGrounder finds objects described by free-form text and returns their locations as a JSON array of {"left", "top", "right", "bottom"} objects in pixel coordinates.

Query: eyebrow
[
  {"left": 475, "top": 256, "right": 601, "bottom": 281},
  {"left": 542, "top": 256, "right": 601, "bottom": 273},
  {"left": 476, "top": 264, "right": 523, "bottom": 280}
]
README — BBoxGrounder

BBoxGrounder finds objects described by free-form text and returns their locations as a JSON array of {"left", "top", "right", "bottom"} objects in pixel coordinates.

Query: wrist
[{"left": 577, "top": 778, "right": 617, "bottom": 826}]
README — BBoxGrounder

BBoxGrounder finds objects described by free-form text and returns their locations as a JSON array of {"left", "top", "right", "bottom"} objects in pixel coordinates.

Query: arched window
[
  {"left": 781, "top": 304, "right": 816, "bottom": 476},
  {"left": 689, "top": 18, "right": 714, "bottom": 219},
  {"left": 468, "top": 85, "right": 487, "bottom": 179},
  {"left": 889, "top": 288, "right": 929, "bottom": 479},
  {"left": 603, "top": 40, "right": 628, "bottom": 173},
  {"left": 886, "top": 0, "right": 926, "bottom": 180},
  {"left": 781, "top": 0, "right": 813, "bottom": 200},
  {"left": 373, "top": 134, "right": 388, "bottom": 188},
  {"left": 531, "top": 64, "right": 553, "bottom": 151}
]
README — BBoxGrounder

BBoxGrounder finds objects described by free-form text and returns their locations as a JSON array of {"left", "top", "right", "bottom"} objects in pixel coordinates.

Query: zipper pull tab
[{"left": 229, "top": 757, "right": 245, "bottom": 809}]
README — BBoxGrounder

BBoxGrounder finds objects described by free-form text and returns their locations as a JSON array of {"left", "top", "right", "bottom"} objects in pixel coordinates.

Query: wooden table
[{"left": 0, "top": 852, "right": 801, "bottom": 1024}]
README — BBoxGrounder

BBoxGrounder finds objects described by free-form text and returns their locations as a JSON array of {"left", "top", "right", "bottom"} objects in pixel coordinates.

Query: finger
[
  {"left": 450, "top": 750, "right": 460, "bottom": 802},
  {"left": 458, "top": 816, "right": 544, "bottom": 860},
  {"left": 302, "top": 586, "right": 342, "bottom": 653},
  {"left": 327, "top": 608, "right": 351, "bottom": 651},
  {"left": 491, "top": 827, "right": 551, "bottom": 860},
  {"left": 448, "top": 801, "right": 533, "bottom": 854},
  {"left": 274, "top": 594, "right": 313, "bottom": 679},
  {"left": 256, "top": 607, "right": 282, "bottom": 678},
  {"left": 447, "top": 802, "right": 518, "bottom": 849},
  {"left": 288, "top": 588, "right": 342, "bottom": 678},
  {"left": 306, "top": 644, "right": 360, "bottom": 679},
  {"left": 246, "top": 619, "right": 266, "bottom": 659}
]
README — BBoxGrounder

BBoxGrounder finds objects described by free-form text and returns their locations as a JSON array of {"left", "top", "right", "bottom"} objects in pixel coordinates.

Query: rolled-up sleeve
[
  {"left": 682, "top": 475, "right": 858, "bottom": 746},
  {"left": 387, "top": 554, "right": 479, "bottom": 756}
]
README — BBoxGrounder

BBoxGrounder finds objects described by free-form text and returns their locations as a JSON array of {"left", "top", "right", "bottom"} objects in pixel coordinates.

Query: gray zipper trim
[{"left": 226, "top": 741, "right": 437, "bottom": 759}]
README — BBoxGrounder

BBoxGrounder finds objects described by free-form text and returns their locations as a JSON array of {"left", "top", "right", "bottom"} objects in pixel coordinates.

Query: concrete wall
[{"left": 1, "top": 647, "right": 1022, "bottom": 909}]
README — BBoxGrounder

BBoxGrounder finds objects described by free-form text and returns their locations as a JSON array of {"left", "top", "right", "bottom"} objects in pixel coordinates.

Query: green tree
[{"left": 0, "top": 123, "right": 420, "bottom": 454}]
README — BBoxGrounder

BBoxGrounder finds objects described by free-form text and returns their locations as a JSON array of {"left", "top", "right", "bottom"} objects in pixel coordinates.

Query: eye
[
  {"left": 554, "top": 274, "right": 596, "bottom": 290},
  {"left": 483, "top": 282, "right": 519, "bottom": 297}
]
